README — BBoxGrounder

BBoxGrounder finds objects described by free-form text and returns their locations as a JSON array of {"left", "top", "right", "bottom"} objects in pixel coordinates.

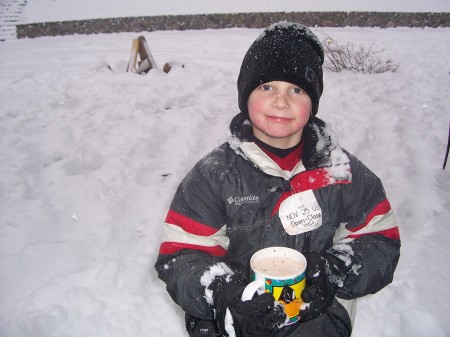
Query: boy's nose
[{"left": 273, "top": 93, "right": 289, "bottom": 109}]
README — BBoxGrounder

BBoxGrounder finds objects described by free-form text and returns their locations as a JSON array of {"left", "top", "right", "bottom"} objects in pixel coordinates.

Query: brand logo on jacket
[{"left": 227, "top": 195, "right": 259, "bottom": 206}]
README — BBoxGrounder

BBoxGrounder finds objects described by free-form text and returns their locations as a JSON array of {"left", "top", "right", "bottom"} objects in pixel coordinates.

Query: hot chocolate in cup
[{"left": 241, "top": 247, "right": 307, "bottom": 325}]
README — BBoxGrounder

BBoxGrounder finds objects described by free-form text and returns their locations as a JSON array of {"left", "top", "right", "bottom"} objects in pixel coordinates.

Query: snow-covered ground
[{"left": 1, "top": 1, "right": 450, "bottom": 337}]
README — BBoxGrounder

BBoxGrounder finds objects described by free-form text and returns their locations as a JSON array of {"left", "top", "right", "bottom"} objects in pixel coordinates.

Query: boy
[{"left": 155, "top": 22, "right": 400, "bottom": 337}]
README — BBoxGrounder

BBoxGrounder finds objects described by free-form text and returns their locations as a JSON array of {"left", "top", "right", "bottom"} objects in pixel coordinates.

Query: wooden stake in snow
[
  {"left": 126, "top": 36, "right": 158, "bottom": 74},
  {"left": 443, "top": 123, "right": 450, "bottom": 170}
]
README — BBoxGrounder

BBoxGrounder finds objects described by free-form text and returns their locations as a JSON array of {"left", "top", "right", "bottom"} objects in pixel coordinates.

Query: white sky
[{"left": 21, "top": 0, "right": 450, "bottom": 23}]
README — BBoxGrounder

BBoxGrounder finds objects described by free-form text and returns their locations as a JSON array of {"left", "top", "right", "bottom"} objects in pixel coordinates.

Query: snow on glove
[
  {"left": 300, "top": 252, "right": 348, "bottom": 322},
  {"left": 215, "top": 283, "right": 287, "bottom": 337}
]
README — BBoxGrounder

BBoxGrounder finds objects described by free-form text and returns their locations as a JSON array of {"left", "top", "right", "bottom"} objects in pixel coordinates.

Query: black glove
[
  {"left": 300, "top": 252, "right": 348, "bottom": 322},
  {"left": 215, "top": 283, "right": 287, "bottom": 337}
]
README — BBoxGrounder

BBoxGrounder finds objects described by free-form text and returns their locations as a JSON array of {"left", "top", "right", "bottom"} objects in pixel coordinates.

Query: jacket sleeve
[
  {"left": 331, "top": 153, "right": 401, "bottom": 299},
  {"left": 154, "top": 155, "right": 245, "bottom": 319}
]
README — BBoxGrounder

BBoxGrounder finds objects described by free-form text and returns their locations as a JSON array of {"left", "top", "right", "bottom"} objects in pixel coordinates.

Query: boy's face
[{"left": 248, "top": 81, "right": 312, "bottom": 149}]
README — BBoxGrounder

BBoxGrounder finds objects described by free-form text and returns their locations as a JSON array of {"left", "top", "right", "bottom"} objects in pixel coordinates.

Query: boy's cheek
[{"left": 248, "top": 98, "right": 265, "bottom": 115}]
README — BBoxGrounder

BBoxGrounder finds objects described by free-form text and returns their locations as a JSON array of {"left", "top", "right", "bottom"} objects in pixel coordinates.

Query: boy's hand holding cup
[{"left": 215, "top": 247, "right": 307, "bottom": 337}]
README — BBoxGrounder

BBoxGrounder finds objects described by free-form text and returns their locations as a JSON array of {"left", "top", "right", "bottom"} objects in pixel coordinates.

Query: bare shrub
[{"left": 323, "top": 37, "right": 399, "bottom": 74}]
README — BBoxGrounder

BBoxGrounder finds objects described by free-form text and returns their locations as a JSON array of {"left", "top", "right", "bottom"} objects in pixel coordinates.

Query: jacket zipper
[{"left": 302, "top": 231, "right": 312, "bottom": 253}]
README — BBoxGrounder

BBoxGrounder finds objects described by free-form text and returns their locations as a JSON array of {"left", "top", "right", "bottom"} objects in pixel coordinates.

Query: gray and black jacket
[{"left": 155, "top": 114, "right": 400, "bottom": 336}]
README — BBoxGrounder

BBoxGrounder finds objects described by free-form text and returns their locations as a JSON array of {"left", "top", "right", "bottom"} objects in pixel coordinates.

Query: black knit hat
[{"left": 237, "top": 22, "right": 324, "bottom": 117}]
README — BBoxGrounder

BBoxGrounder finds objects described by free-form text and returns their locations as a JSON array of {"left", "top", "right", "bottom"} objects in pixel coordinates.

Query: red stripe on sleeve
[
  {"left": 165, "top": 210, "right": 218, "bottom": 236},
  {"left": 348, "top": 227, "right": 400, "bottom": 240},
  {"left": 159, "top": 241, "right": 227, "bottom": 256},
  {"left": 349, "top": 199, "right": 392, "bottom": 233}
]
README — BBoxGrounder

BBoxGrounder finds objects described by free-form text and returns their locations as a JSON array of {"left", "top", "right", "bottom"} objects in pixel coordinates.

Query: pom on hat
[{"left": 237, "top": 22, "right": 324, "bottom": 117}]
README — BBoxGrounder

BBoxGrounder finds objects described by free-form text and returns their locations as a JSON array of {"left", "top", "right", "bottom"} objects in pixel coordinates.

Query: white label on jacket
[{"left": 279, "top": 189, "right": 322, "bottom": 235}]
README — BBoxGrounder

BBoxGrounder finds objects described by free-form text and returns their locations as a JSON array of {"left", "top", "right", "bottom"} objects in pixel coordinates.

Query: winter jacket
[{"left": 155, "top": 113, "right": 400, "bottom": 336}]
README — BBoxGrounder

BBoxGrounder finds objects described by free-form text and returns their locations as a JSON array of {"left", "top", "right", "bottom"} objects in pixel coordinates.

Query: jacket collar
[{"left": 227, "top": 113, "right": 351, "bottom": 181}]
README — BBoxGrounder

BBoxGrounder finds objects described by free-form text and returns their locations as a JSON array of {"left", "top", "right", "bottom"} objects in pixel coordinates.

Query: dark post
[{"left": 443, "top": 123, "right": 450, "bottom": 169}]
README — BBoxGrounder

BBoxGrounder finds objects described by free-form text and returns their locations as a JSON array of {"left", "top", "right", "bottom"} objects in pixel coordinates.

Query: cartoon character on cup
[{"left": 279, "top": 285, "right": 301, "bottom": 318}]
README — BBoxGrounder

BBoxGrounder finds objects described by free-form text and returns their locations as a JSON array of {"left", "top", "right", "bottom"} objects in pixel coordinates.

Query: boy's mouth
[{"left": 266, "top": 115, "right": 292, "bottom": 122}]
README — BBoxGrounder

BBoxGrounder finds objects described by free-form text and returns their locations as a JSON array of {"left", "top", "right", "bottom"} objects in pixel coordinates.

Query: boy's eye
[
  {"left": 260, "top": 84, "right": 272, "bottom": 91},
  {"left": 291, "top": 87, "right": 303, "bottom": 94}
]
